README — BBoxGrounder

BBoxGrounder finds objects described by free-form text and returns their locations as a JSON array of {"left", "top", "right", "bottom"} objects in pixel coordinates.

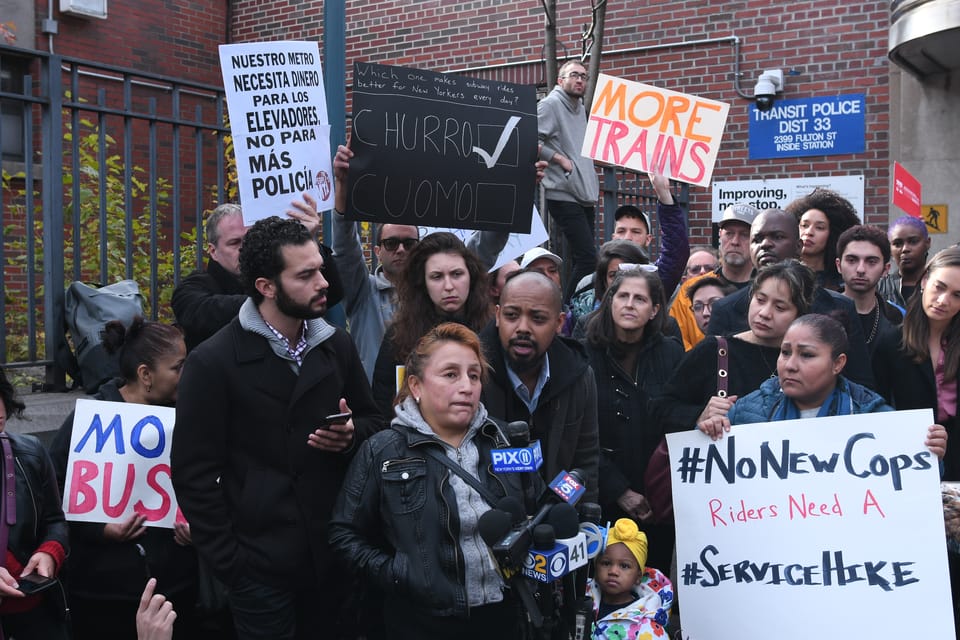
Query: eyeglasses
[
  {"left": 686, "top": 263, "right": 719, "bottom": 275},
  {"left": 691, "top": 298, "right": 722, "bottom": 314},
  {"left": 563, "top": 72, "right": 589, "bottom": 81},
  {"left": 380, "top": 237, "right": 419, "bottom": 252}
]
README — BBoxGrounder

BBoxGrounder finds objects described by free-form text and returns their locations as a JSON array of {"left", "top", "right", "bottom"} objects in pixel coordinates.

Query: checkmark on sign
[{"left": 473, "top": 116, "right": 522, "bottom": 169}]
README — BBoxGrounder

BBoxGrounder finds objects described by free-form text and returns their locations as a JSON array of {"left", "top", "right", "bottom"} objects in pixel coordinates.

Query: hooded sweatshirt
[{"left": 392, "top": 396, "right": 504, "bottom": 607}]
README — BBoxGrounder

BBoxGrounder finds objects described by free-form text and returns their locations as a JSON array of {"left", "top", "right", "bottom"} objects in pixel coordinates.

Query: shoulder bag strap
[
  {"left": 716, "top": 337, "right": 730, "bottom": 398},
  {"left": 421, "top": 445, "right": 500, "bottom": 507}
]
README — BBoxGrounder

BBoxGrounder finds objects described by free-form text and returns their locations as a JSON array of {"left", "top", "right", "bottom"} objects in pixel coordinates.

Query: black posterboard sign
[{"left": 347, "top": 62, "right": 537, "bottom": 233}]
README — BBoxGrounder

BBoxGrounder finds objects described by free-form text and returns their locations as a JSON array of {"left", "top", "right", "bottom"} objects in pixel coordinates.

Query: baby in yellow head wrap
[{"left": 588, "top": 518, "right": 673, "bottom": 639}]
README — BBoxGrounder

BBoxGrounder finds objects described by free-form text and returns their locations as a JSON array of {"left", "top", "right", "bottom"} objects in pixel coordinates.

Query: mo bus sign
[{"left": 62, "top": 399, "right": 182, "bottom": 528}]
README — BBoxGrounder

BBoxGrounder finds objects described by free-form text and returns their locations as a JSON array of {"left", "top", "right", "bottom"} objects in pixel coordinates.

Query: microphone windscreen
[
  {"left": 505, "top": 421, "right": 530, "bottom": 447},
  {"left": 579, "top": 502, "right": 602, "bottom": 524},
  {"left": 477, "top": 509, "right": 512, "bottom": 546},
  {"left": 547, "top": 502, "right": 580, "bottom": 539},
  {"left": 532, "top": 523, "right": 556, "bottom": 549},
  {"left": 497, "top": 496, "right": 525, "bottom": 526}
]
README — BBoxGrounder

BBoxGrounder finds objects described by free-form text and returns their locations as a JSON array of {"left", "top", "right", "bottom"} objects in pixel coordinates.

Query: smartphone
[
  {"left": 321, "top": 412, "right": 352, "bottom": 429},
  {"left": 17, "top": 574, "right": 57, "bottom": 595}
]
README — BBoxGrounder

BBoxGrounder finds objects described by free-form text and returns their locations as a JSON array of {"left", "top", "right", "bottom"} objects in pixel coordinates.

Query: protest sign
[
  {"left": 666, "top": 409, "right": 954, "bottom": 639},
  {"left": 423, "top": 205, "right": 549, "bottom": 272},
  {"left": 347, "top": 62, "right": 538, "bottom": 233},
  {"left": 62, "top": 399, "right": 181, "bottom": 528},
  {"left": 219, "top": 41, "right": 333, "bottom": 225},
  {"left": 583, "top": 74, "right": 729, "bottom": 187},
  {"left": 711, "top": 175, "right": 864, "bottom": 223}
]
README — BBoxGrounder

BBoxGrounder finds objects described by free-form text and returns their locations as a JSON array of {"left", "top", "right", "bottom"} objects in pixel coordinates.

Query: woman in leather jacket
[
  {"left": 0, "top": 368, "right": 69, "bottom": 640},
  {"left": 330, "top": 323, "right": 538, "bottom": 640}
]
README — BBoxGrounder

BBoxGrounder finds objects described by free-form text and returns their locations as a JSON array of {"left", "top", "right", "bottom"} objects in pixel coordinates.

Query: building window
[{"left": 1, "top": 56, "right": 28, "bottom": 162}]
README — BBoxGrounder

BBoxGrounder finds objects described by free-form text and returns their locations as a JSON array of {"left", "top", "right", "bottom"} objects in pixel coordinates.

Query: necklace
[
  {"left": 757, "top": 343, "right": 777, "bottom": 378},
  {"left": 864, "top": 303, "right": 880, "bottom": 345}
]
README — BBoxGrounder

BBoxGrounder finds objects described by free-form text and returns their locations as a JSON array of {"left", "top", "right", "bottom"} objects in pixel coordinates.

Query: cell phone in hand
[
  {"left": 321, "top": 412, "right": 352, "bottom": 429},
  {"left": 17, "top": 574, "right": 57, "bottom": 595}
]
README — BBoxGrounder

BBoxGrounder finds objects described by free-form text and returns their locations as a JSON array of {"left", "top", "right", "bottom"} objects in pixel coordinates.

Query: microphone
[
  {"left": 546, "top": 469, "right": 586, "bottom": 506},
  {"left": 577, "top": 503, "right": 607, "bottom": 561},
  {"left": 521, "top": 504, "right": 588, "bottom": 583},
  {"left": 497, "top": 496, "right": 525, "bottom": 527},
  {"left": 491, "top": 421, "right": 544, "bottom": 473}
]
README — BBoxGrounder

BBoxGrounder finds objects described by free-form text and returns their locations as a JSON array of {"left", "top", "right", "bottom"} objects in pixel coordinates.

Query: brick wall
[
  {"left": 38, "top": 0, "right": 226, "bottom": 84},
  {"left": 231, "top": 0, "right": 890, "bottom": 246}
]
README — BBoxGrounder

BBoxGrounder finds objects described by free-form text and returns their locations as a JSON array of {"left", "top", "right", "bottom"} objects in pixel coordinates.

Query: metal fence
[
  {"left": 0, "top": 44, "right": 228, "bottom": 387},
  {"left": 0, "top": 44, "right": 685, "bottom": 388}
]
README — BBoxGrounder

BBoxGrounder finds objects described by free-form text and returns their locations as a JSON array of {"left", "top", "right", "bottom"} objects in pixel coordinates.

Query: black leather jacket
[
  {"left": 329, "top": 418, "right": 540, "bottom": 617},
  {"left": 6, "top": 432, "right": 69, "bottom": 568}
]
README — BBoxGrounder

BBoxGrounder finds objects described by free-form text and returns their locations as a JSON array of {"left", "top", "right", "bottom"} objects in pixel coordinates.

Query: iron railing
[{"left": 0, "top": 44, "right": 228, "bottom": 387}]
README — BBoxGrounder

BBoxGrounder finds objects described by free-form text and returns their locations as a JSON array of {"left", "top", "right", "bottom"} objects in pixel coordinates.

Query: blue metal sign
[{"left": 749, "top": 94, "right": 866, "bottom": 159}]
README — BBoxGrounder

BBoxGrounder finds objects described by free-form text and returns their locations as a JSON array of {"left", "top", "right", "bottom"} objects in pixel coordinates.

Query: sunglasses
[
  {"left": 686, "top": 263, "right": 719, "bottom": 275},
  {"left": 380, "top": 237, "right": 419, "bottom": 252},
  {"left": 618, "top": 263, "right": 659, "bottom": 273}
]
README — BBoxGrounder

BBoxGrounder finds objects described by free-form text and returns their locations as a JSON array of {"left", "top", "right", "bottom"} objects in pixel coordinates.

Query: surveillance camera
[{"left": 753, "top": 70, "right": 783, "bottom": 113}]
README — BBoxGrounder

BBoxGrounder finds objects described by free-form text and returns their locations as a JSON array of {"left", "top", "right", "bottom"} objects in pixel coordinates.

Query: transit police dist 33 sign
[
  {"left": 666, "top": 409, "right": 955, "bottom": 640},
  {"left": 749, "top": 94, "right": 865, "bottom": 160}
]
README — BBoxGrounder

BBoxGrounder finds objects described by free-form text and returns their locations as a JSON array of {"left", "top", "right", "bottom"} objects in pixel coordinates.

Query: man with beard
[
  {"left": 172, "top": 200, "right": 344, "bottom": 352},
  {"left": 172, "top": 217, "right": 381, "bottom": 639},
  {"left": 668, "top": 203, "right": 757, "bottom": 349},
  {"left": 707, "top": 208, "right": 875, "bottom": 388},
  {"left": 479, "top": 270, "right": 599, "bottom": 500}
]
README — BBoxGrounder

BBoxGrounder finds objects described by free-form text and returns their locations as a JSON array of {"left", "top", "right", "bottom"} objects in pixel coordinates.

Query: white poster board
[
  {"left": 424, "top": 205, "right": 549, "bottom": 272},
  {"left": 711, "top": 175, "right": 865, "bottom": 222},
  {"left": 62, "top": 399, "right": 181, "bottom": 528},
  {"left": 666, "top": 409, "right": 954, "bottom": 640},
  {"left": 219, "top": 41, "right": 334, "bottom": 224},
  {"left": 583, "top": 74, "right": 729, "bottom": 187}
]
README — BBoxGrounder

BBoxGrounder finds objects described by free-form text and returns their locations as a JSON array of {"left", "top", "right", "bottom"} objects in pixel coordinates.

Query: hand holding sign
[{"left": 104, "top": 512, "right": 148, "bottom": 542}]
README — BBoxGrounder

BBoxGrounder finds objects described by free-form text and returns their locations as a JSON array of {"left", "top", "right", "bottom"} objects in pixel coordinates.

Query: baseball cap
[
  {"left": 613, "top": 204, "right": 652, "bottom": 233},
  {"left": 720, "top": 203, "right": 759, "bottom": 228},
  {"left": 520, "top": 247, "right": 563, "bottom": 269}
]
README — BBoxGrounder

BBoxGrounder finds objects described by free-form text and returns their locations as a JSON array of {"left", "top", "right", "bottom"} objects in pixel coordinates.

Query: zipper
[
  {"left": 438, "top": 469, "right": 462, "bottom": 586},
  {"left": 16, "top": 457, "right": 39, "bottom": 539},
  {"left": 381, "top": 457, "right": 420, "bottom": 473}
]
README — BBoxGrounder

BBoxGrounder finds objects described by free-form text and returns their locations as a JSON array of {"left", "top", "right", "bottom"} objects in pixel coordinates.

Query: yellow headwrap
[{"left": 606, "top": 518, "right": 648, "bottom": 571}]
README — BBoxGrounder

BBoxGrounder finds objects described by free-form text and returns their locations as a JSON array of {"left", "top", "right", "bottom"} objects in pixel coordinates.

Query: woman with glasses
[
  {"left": 583, "top": 268, "right": 683, "bottom": 573},
  {"left": 687, "top": 276, "right": 734, "bottom": 333},
  {"left": 653, "top": 260, "right": 816, "bottom": 434},
  {"left": 371, "top": 232, "right": 492, "bottom": 419}
]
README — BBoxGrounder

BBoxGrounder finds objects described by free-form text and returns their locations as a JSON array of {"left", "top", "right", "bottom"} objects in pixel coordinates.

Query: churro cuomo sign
[{"left": 666, "top": 409, "right": 955, "bottom": 639}]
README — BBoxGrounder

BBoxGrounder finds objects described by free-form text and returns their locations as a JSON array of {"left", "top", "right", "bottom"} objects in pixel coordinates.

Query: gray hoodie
[
  {"left": 538, "top": 85, "right": 600, "bottom": 206},
  {"left": 392, "top": 396, "right": 505, "bottom": 607}
]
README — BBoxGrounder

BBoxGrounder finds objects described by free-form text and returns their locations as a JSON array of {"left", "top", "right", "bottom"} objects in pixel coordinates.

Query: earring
[
  {"left": 145, "top": 383, "right": 152, "bottom": 393},
  {"left": 415, "top": 396, "right": 420, "bottom": 404}
]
